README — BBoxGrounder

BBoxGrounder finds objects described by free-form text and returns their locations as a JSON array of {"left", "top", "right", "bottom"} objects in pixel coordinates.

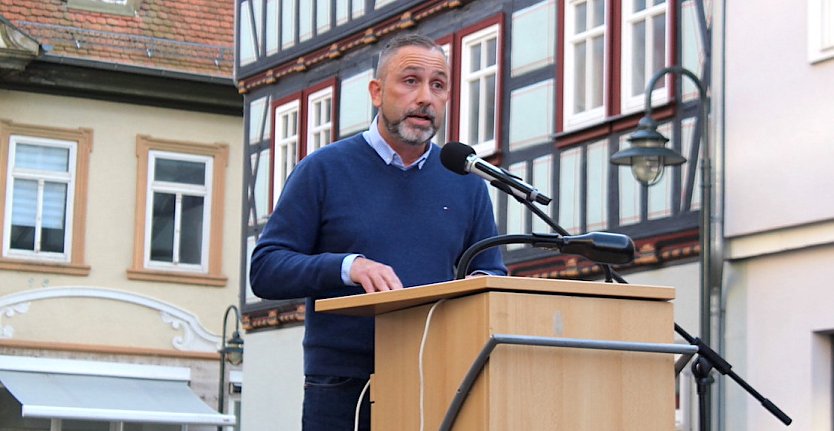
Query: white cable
[
  {"left": 418, "top": 299, "right": 446, "bottom": 431},
  {"left": 354, "top": 378, "right": 371, "bottom": 431}
]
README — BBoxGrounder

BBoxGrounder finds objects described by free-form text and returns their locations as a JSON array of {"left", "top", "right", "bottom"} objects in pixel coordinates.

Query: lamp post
[
  {"left": 218, "top": 304, "right": 244, "bottom": 431},
  {"left": 610, "top": 65, "right": 715, "bottom": 428}
]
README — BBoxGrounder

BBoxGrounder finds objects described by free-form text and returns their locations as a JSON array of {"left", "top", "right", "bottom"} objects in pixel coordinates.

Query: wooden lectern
[{"left": 317, "top": 276, "right": 677, "bottom": 431}]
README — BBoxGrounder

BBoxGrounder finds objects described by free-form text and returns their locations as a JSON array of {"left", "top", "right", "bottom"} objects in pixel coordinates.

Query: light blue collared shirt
[
  {"left": 361, "top": 115, "right": 432, "bottom": 171},
  {"left": 341, "top": 116, "right": 435, "bottom": 285}
]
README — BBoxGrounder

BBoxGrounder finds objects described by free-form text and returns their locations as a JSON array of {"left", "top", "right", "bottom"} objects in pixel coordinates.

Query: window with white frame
[
  {"left": 621, "top": 0, "right": 670, "bottom": 112},
  {"left": 145, "top": 151, "right": 212, "bottom": 272},
  {"left": 0, "top": 121, "right": 91, "bottom": 275},
  {"left": 564, "top": 0, "right": 607, "bottom": 129},
  {"left": 306, "top": 87, "right": 333, "bottom": 155},
  {"left": 129, "top": 135, "right": 228, "bottom": 286},
  {"left": 459, "top": 24, "right": 500, "bottom": 157},
  {"left": 809, "top": 0, "right": 834, "bottom": 63},
  {"left": 273, "top": 99, "right": 300, "bottom": 205},
  {"left": 4, "top": 137, "right": 76, "bottom": 262}
]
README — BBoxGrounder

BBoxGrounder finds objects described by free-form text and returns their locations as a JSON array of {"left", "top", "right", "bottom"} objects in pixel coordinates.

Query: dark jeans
[{"left": 302, "top": 375, "right": 371, "bottom": 431}]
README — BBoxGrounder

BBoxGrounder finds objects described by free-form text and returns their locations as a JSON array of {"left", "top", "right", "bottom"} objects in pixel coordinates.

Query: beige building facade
[{"left": 0, "top": 1, "right": 245, "bottom": 429}]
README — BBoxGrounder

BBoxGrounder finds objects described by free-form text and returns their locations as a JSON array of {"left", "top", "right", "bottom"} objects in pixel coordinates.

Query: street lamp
[
  {"left": 218, "top": 304, "right": 244, "bottom": 430},
  {"left": 612, "top": 115, "right": 686, "bottom": 186},
  {"left": 610, "top": 65, "right": 715, "bottom": 427}
]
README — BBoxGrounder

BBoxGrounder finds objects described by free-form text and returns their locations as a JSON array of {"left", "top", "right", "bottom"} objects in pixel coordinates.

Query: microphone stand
[{"left": 458, "top": 182, "right": 791, "bottom": 429}]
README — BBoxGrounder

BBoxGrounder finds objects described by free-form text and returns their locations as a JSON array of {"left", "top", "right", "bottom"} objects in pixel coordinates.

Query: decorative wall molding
[
  {"left": 0, "top": 287, "right": 220, "bottom": 352},
  {"left": 243, "top": 303, "right": 304, "bottom": 331}
]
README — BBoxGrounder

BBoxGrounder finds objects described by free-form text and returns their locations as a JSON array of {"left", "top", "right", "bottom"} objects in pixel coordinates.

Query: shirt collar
[{"left": 362, "top": 115, "right": 432, "bottom": 170}]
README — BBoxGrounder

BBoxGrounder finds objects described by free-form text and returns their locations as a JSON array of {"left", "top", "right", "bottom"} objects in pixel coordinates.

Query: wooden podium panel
[{"left": 317, "top": 276, "right": 676, "bottom": 431}]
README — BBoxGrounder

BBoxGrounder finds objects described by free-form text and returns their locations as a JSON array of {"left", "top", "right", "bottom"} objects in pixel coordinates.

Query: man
[{"left": 250, "top": 33, "right": 506, "bottom": 430}]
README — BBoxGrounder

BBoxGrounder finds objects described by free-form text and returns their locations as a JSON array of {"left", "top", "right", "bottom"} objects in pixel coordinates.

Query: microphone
[
  {"left": 440, "top": 142, "right": 552, "bottom": 205},
  {"left": 531, "top": 232, "right": 635, "bottom": 265}
]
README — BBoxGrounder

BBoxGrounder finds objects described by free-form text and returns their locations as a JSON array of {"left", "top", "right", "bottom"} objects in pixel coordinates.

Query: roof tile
[{"left": 0, "top": 0, "right": 234, "bottom": 77}]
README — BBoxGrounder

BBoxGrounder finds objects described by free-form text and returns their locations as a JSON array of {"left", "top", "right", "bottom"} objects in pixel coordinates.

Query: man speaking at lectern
[{"left": 250, "top": 33, "right": 506, "bottom": 430}]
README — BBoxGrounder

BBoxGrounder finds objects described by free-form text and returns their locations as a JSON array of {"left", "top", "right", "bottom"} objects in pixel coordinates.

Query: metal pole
[
  {"left": 218, "top": 305, "right": 240, "bottom": 431},
  {"left": 641, "top": 65, "right": 711, "bottom": 428}
]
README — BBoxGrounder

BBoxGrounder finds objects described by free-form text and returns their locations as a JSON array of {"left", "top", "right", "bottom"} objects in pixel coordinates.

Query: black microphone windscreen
[{"left": 440, "top": 142, "right": 475, "bottom": 175}]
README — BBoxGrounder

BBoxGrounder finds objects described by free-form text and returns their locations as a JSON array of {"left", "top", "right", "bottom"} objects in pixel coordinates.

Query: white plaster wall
[
  {"left": 724, "top": 0, "right": 834, "bottom": 238},
  {"left": 241, "top": 325, "right": 304, "bottom": 431},
  {"left": 723, "top": 244, "right": 834, "bottom": 431}
]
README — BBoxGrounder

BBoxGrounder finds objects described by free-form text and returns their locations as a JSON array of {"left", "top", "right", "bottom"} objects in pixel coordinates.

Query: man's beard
[{"left": 380, "top": 106, "right": 439, "bottom": 147}]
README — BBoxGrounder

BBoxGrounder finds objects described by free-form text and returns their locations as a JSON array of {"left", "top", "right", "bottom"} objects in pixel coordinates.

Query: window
[
  {"left": 458, "top": 23, "right": 501, "bottom": 157},
  {"left": 316, "top": 0, "right": 331, "bottom": 35},
  {"left": 563, "top": 0, "right": 607, "bottom": 129},
  {"left": 248, "top": 96, "right": 272, "bottom": 225},
  {"left": 505, "top": 161, "right": 528, "bottom": 250},
  {"left": 509, "top": 80, "right": 555, "bottom": 151},
  {"left": 621, "top": 0, "right": 670, "bottom": 112},
  {"left": 240, "top": 0, "right": 262, "bottom": 64},
  {"left": 338, "top": 69, "right": 373, "bottom": 136},
  {"left": 511, "top": 0, "right": 557, "bottom": 76},
  {"left": 241, "top": 0, "right": 365, "bottom": 66},
  {"left": 558, "top": 146, "right": 583, "bottom": 234},
  {"left": 435, "top": 40, "right": 453, "bottom": 147},
  {"left": 129, "top": 135, "right": 228, "bottom": 286},
  {"left": 146, "top": 152, "right": 211, "bottom": 270},
  {"left": 299, "top": 0, "right": 314, "bottom": 42},
  {"left": 6, "top": 139, "right": 74, "bottom": 259},
  {"left": 337, "top": 0, "right": 365, "bottom": 25},
  {"left": 306, "top": 86, "right": 334, "bottom": 155},
  {"left": 281, "top": 0, "right": 296, "bottom": 49},
  {"left": 809, "top": 0, "right": 834, "bottom": 63},
  {"left": 0, "top": 120, "right": 91, "bottom": 275},
  {"left": 66, "top": 0, "right": 141, "bottom": 16},
  {"left": 272, "top": 99, "right": 300, "bottom": 206},
  {"left": 585, "top": 140, "right": 609, "bottom": 231},
  {"left": 266, "top": 79, "right": 335, "bottom": 210}
]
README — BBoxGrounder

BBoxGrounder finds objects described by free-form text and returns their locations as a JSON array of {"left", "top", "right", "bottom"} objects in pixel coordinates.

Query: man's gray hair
[{"left": 375, "top": 33, "right": 445, "bottom": 80}]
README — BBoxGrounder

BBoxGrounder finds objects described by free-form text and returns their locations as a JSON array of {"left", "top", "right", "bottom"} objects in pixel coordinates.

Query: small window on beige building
[
  {"left": 0, "top": 120, "right": 92, "bottom": 276},
  {"left": 128, "top": 135, "right": 228, "bottom": 286}
]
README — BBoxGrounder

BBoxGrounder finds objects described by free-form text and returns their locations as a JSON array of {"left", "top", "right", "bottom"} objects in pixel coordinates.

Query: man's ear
[{"left": 369, "top": 79, "right": 383, "bottom": 108}]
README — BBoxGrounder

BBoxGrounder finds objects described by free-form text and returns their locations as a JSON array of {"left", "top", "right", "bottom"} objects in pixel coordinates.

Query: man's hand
[{"left": 350, "top": 257, "right": 404, "bottom": 293}]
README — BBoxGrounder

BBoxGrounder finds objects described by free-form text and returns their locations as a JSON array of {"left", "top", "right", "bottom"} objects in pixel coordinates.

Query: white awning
[{"left": 0, "top": 357, "right": 235, "bottom": 426}]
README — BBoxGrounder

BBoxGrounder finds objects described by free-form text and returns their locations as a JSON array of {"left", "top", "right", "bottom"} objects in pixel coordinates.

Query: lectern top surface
[{"left": 316, "top": 275, "right": 674, "bottom": 317}]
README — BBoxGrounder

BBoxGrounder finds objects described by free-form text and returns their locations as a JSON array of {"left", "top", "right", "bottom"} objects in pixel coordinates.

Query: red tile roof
[{"left": 0, "top": 0, "right": 234, "bottom": 77}]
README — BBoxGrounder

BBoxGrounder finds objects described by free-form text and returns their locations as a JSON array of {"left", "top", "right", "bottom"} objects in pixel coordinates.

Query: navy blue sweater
[{"left": 250, "top": 133, "right": 506, "bottom": 378}]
